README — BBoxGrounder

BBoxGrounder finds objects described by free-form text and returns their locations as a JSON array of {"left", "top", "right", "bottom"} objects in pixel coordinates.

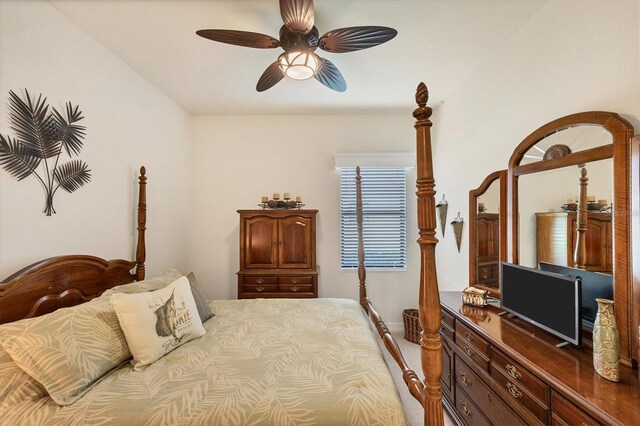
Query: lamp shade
[{"left": 278, "top": 51, "right": 319, "bottom": 80}]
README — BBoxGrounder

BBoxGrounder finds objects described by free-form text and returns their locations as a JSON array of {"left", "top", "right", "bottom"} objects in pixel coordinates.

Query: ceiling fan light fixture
[{"left": 278, "top": 51, "right": 319, "bottom": 80}]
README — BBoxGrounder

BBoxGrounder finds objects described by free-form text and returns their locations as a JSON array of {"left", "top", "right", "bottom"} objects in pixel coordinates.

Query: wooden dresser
[
  {"left": 440, "top": 291, "right": 640, "bottom": 426},
  {"left": 535, "top": 212, "right": 612, "bottom": 273},
  {"left": 237, "top": 210, "right": 318, "bottom": 299}
]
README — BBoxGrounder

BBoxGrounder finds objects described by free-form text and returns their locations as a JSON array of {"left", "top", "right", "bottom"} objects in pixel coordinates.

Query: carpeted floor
[{"left": 376, "top": 331, "right": 455, "bottom": 426}]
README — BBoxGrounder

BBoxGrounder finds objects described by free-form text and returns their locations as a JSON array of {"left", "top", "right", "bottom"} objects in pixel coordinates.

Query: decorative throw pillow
[
  {"left": 0, "top": 297, "right": 131, "bottom": 406},
  {"left": 0, "top": 344, "right": 47, "bottom": 409},
  {"left": 111, "top": 276, "right": 206, "bottom": 370},
  {"left": 101, "top": 267, "right": 183, "bottom": 298},
  {"left": 186, "top": 272, "right": 215, "bottom": 323}
]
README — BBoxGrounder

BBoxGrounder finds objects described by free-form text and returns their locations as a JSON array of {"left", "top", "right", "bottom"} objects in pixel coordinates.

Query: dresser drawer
[
  {"left": 440, "top": 322, "right": 454, "bottom": 342},
  {"left": 454, "top": 323, "right": 488, "bottom": 371},
  {"left": 490, "top": 361, "right": 549, "bottom": 424},
  {"left": 455, "top": 357, "right": 526, "bottom": 426},
  {"left": 242, "top": 276, "right": 277, "bottom": 285},
  {"left": 455, "top": 322, "right": 489, "bottom": 356},
  {"left": 441, "top": 308, "right": 455, "bottom": 329},
  {"left": 551, "top": 392, "right": 598, "bottom": 426},
  {"left": 455, "top": 385, "right": 491, "bottom": 426},
  {"left": 491, "top": 347, "right": 549, "bottom": 404}
]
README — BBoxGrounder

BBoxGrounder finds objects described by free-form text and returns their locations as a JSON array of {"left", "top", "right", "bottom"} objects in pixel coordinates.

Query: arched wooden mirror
[
  {"left": 469, "top": 170, "right": 507, "bottom": 297},
  {"left": 507, "top": 111, "right": 636, "bottom": 366}
]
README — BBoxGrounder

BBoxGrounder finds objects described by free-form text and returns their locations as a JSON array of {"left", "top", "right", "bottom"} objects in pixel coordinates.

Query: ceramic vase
[{"left": 592, "top": 298, "right": 620, "bottom": 382}]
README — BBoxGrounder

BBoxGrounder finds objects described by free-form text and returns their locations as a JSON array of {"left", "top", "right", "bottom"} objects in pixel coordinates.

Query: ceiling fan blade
[
  {"left": 256, "top": 61, "right": 286, "bottom": 92},
  {"left": 319, "top": 26, "right": 397, "bottom": 53},
  {"left": 196, "top": 29, "right": 279, "bottom": 49},
  {"left": 279, "top": 0, "right": 314, "bottom": 34},
  {"left": 314, "top": 58, "right": 346, "bottom": 92}
]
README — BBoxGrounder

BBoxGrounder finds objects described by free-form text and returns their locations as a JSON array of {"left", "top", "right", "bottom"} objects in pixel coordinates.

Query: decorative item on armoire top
[
  {"left": 435, "top": 194, "right": 448, "bottom": 237},
  {"left": 461, "top": 286, "right": 488, "bottom": 307},
  {"left": 259, "top": 193, "right": 305, "bottom": 209},
  {"left": 451, "top": 212, "right": 464, "bottom": 253},
  {"left": 0, "top": 90, "right": 91, "bottom": 216},
  {"left": 592, "top": 298, "right": 621, "bottom": 382}
]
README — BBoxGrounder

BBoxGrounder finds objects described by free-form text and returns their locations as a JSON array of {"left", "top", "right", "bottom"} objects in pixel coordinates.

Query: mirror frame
[
  {"left": 469, "top": 170, "right": 507, "bottom": 297},
  {"left": 507, "top": 111, "right": 635, "bottom": 366}
]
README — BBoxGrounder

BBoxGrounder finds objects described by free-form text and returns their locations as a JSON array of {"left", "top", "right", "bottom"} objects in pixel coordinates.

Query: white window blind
[{"left": 340, "top": 167, "right": 407, "bottom": 270}]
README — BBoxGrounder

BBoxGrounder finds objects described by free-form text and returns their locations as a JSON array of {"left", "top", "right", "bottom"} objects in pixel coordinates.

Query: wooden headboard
[{"left": 0, "top": 166, "right": 148, "bottom": 324}]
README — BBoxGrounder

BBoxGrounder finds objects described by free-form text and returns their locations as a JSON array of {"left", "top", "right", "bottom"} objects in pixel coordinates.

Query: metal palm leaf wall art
[{"left": 0, "top": 90, "right": 91, "bottom": 216}]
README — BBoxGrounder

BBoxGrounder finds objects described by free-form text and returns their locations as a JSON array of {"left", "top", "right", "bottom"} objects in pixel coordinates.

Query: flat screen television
[
  {"left": 501, "top": 262, "right": 582, "bottom": 346},
  {"left": 538, "top": 261, "right": 613, "bottom": 329}
]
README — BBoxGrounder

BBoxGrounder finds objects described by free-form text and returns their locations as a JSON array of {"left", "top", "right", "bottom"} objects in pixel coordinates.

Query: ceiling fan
[{"left": 196, "top": 0, "right": 397, "bottom": 92}]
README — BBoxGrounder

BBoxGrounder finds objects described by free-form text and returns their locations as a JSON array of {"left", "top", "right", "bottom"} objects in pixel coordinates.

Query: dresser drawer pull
[
  {"left": 290, "top": 278, "right": 299, "bottom": 284},
  {"left": 464, "top": 346, "right": 475, "bottom": 357},
  {"left": 464, "top": 332, "right": 474, "bottom": 342},
  {"left": 506, "top": 364, "right": 522, "bottom": 380},
  {"left": 506, "top": 382, "right": 522, "bottom": 399},
  {"left": 461, "top": 402, "right": 472, "bottom": 417},
  {"left": 256, "top": 278, "right": 264, "bottom": 284},
  {"left": 460, "top": 372, "right": 472, "bottom": 386},
  {"left": 487, "top": 393, "right": 492, "bottom": 401},
  {"left": 256, "top": 286, "right": 264, "bottom": 292},
  {"left": 291, "top": 286, "right": 300, "bottom": 292}
]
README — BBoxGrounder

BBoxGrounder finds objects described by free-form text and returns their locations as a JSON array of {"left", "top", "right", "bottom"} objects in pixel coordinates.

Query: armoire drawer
[
  {"left": 278, "top": 283, "right": 314, "bottom": 293},
  {"left": 278, "top": 276, "right": 313, "bottom": 285},
  {"left": 455, "top": 357, "right": 526, "bottom": 426},
  {"left": 242, "top": 283, "right": 278, "bottom": 293},
  {"left": 242, "top": 276, "right": 277, "bottom": 285},
  {"left": 551, "top": 392, "right": 598, "bottom": 426}
]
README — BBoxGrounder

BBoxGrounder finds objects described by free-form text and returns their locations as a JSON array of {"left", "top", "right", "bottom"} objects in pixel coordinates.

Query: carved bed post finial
[
  {"left": 135, "top": 166, "right": 147, "bottom": 281},
  {"left": 413, "top": 82, "right": 444, "bottom": 425},
  {"left": 574, "top": 166, "right": 588, "bottom": 269},
  {"left": 356, "top": 166, "right": 369, "bottom": 313}
]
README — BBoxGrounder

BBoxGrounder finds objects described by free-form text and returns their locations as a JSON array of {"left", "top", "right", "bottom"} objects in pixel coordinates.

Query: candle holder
[{"left": 258, "top": 196, "right": 305, "bottom": 209}]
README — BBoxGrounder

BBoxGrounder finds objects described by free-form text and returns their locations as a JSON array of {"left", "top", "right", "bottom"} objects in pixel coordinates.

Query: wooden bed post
[
  {"left": 356, "top": 166, "right": 369, "bottom": 313},
  {"left": 135, "top": 166, "right": 147, "bottom": 281},
  {"left": 574, "top": 166, "right": 588, "bottom": 269},
  {"left": 413, "top": 83, "right": 444, "bottom": 425}
]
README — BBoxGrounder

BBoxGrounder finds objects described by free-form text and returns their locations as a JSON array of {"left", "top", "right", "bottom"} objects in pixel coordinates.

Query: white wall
[
  {"left": 190, "top": 113, "right": 421, "bottom": 325},
  {"left": 0, "top": 0, "right": 191, "bottom": 278},
  {"left": 431, "top": 0, "right": 640, "bottom": 290}
]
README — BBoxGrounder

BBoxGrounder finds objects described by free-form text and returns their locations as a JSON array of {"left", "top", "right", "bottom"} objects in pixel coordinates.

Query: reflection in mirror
[
  {"left": 519, "top": 125, "right": 612, "bottom": 165},
  {"left": 518, "top": 158, "right": 613, "bottom": 271},
  {"left": 469, "top": 170, "right": 506, "bottom": 297}
]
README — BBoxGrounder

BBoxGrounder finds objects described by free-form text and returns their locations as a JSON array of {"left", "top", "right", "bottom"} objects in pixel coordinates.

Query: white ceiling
[{"left": 50, "top": 0, "right": 546, "bottom": 115}]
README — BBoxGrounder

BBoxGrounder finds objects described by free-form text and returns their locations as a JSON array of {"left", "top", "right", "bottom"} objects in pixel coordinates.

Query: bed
[{"left": 0, "top": 83, "right": 443, "bottom": 425}]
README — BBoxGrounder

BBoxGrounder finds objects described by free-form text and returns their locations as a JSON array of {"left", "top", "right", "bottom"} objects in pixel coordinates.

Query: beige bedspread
[{"left": 1, "top": 298, "right": 407, "bottom": 426}]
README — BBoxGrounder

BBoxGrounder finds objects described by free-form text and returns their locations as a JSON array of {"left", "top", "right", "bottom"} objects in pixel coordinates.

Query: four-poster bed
[{"left": 0, "top": 84, "right": 444, "bottom": 424}]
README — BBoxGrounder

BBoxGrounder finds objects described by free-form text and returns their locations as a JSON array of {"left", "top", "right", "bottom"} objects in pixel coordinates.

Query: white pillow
[{"left": 111, "top": 277, "right": 205, "bottom": 370}]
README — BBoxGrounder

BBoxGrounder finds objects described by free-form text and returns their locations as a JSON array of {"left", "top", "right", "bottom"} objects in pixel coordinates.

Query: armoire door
[
  {"left": 243, "top": 216, "right": 278, "bottom": 269},
  {"left": 570, "top": 215, "right": 611, "bottom": 273},
  {"left": 278, "top": 215, "right": 313, "bottom": 269}
]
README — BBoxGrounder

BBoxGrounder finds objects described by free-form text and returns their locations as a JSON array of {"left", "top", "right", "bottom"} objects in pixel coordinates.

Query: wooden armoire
[
  {"left": 535, "top": 211, "right": 612, "bottom": 273},
  {"left": 237, "top": 209, "right": 318, "bottom": 299},
  {"left": 475, "top": 213, "right": 500, "bottom": 290}
]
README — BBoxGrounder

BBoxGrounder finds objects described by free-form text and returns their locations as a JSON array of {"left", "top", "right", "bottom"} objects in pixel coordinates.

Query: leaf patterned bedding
[{"left": 1, "top": 298, "right": 408, "bottom": 426}]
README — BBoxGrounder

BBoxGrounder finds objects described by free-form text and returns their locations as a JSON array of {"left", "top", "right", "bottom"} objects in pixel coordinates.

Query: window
[{"left": 339, "top": 167, "right": 407, "bottom": 270}]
